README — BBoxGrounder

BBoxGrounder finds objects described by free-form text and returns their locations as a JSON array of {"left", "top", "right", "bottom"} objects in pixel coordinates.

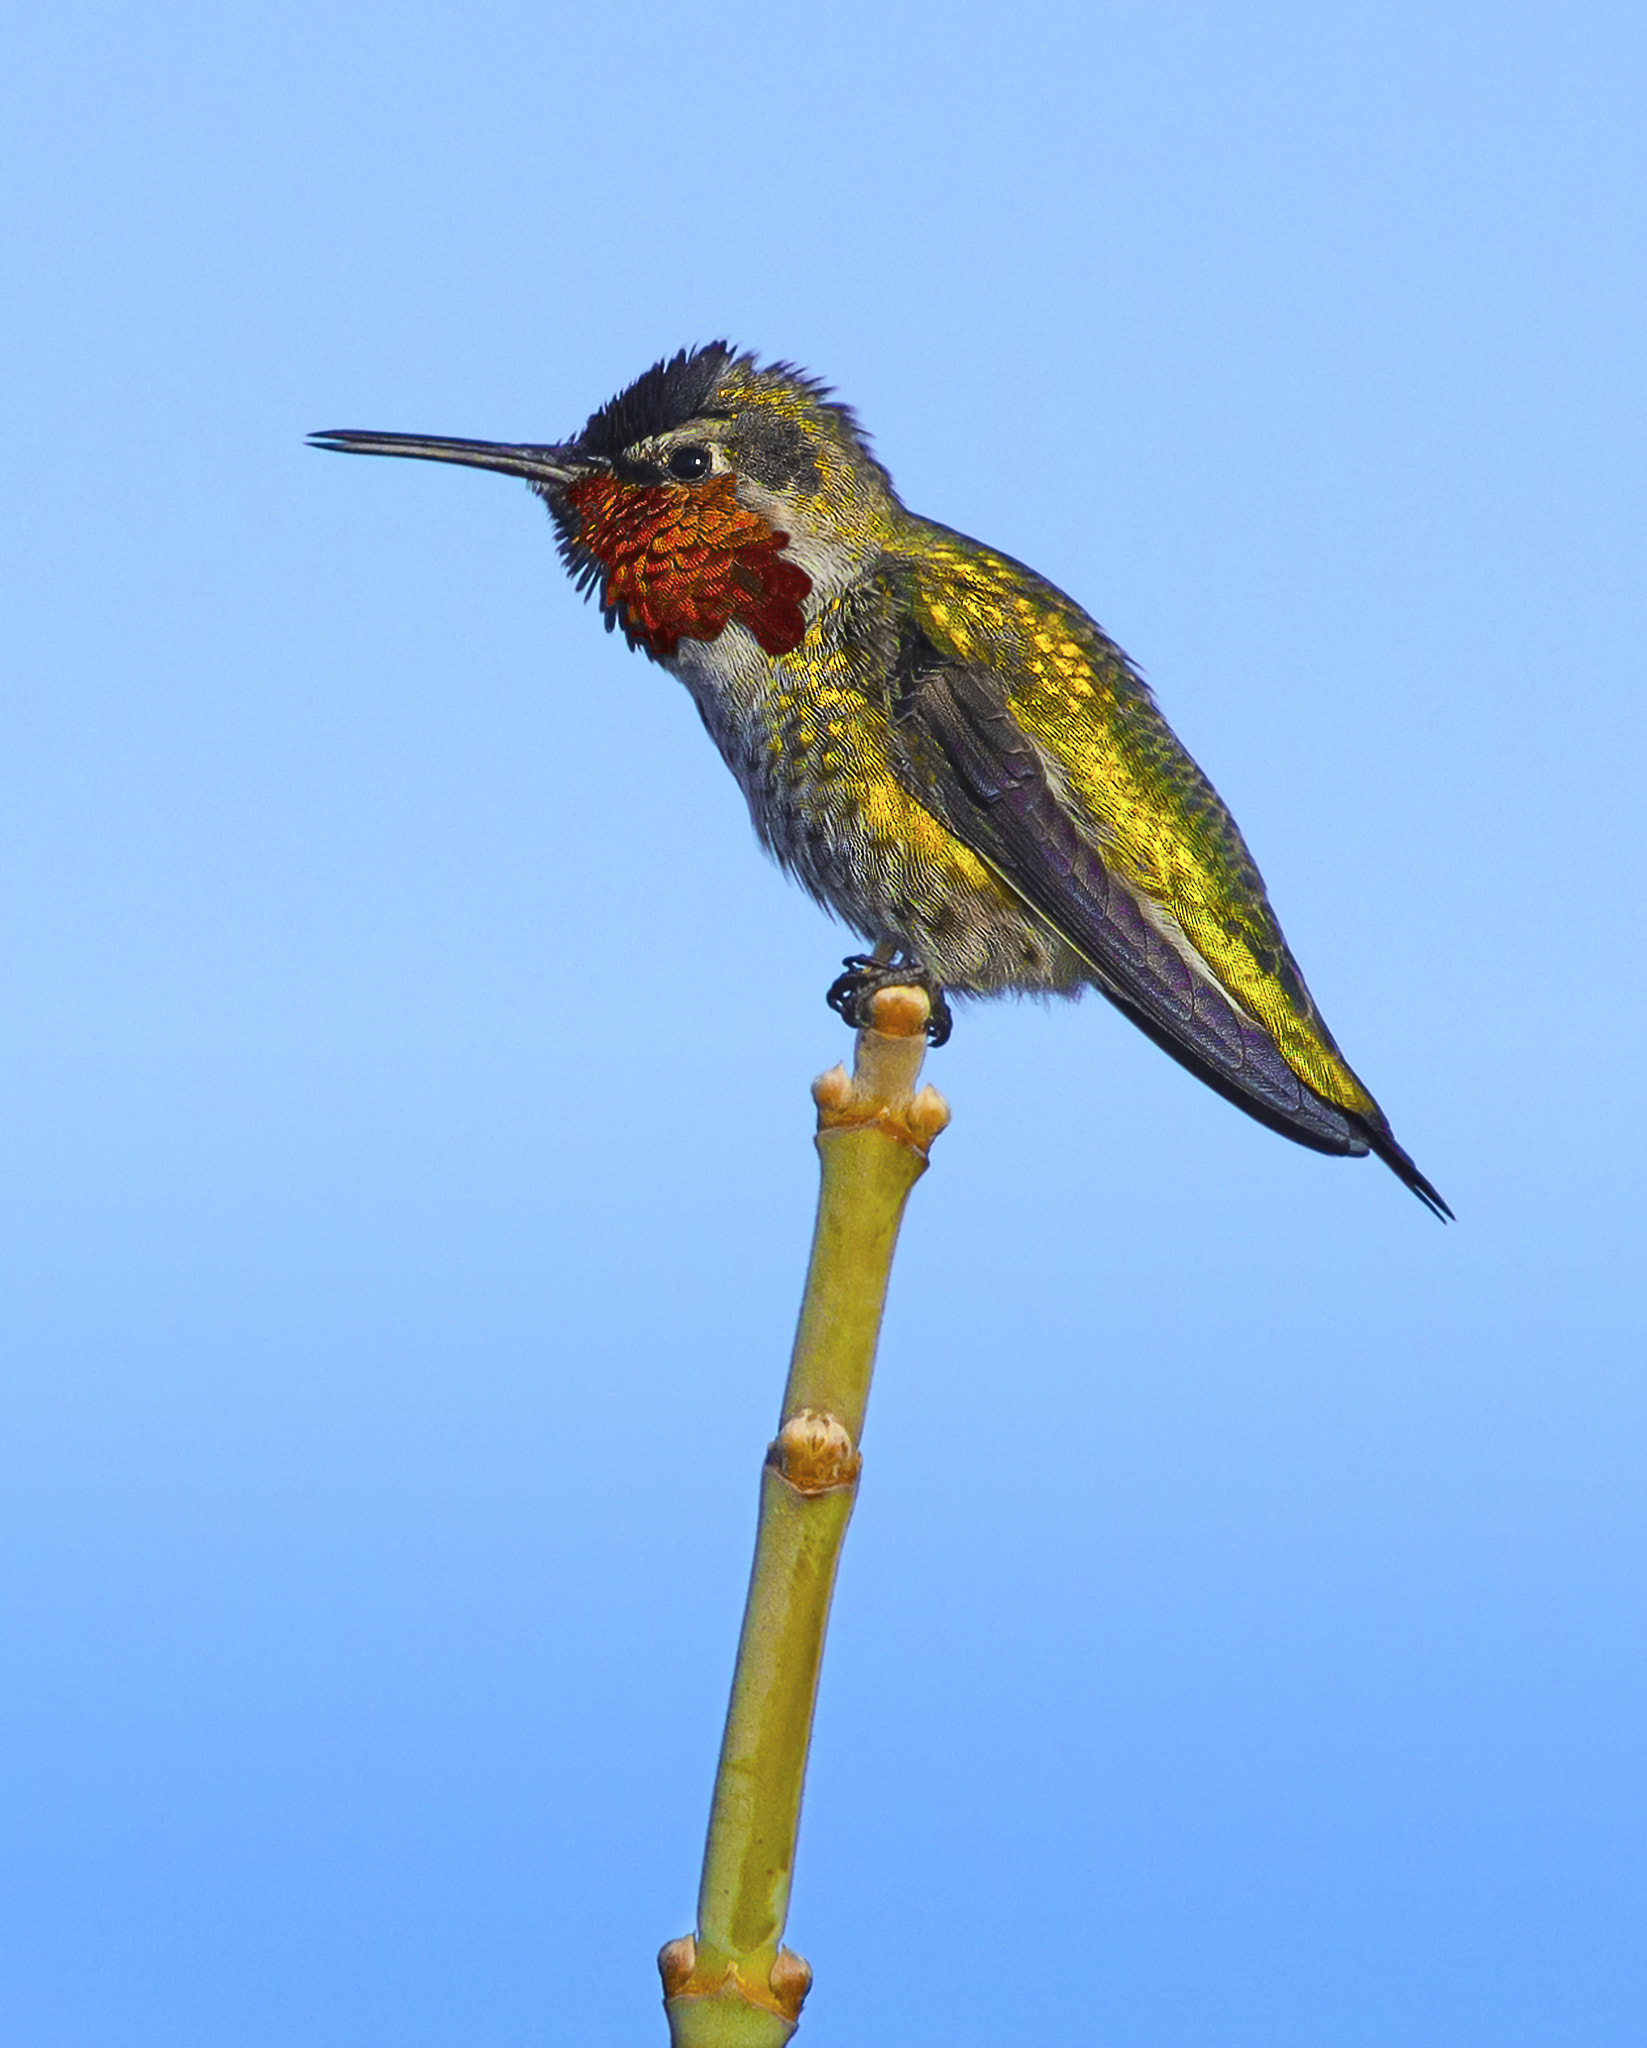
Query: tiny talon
[
  {"left": 823, "top": 953, "right": 952, "bottom": 1046},
  {"left": 825, "top": 954, "right": 880, "bottom": 1026}
]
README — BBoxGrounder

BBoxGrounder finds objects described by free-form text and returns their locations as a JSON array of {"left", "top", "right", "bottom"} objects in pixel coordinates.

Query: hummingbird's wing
[{"left": 883, "top": 556, "right": 1449, "bottom": 1216}]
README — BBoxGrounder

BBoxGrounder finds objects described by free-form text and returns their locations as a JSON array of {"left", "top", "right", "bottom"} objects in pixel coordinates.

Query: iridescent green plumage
[
  {"left": 311, "top": 343, "right": 1449, "bottom": 1216},
  {"left": 897, "top": 528, "right": 1376, "bottom": 1114}
]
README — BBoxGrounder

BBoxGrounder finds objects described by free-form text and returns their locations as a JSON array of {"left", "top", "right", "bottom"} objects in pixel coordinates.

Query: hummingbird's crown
[
  {"left": 577, "top": 342, "right": 737, "bottom": 460},
  {"left": 574, "top": 342, "right": 890, "bottom": 497}
]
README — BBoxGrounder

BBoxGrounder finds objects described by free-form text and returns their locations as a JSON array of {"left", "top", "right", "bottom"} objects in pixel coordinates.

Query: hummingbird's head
[{"left": 311, "top": 344, "right": 898, "bottom": 661}]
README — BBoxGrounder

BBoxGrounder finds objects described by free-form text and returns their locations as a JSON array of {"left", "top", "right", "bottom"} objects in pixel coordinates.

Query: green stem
[{"left": 661, "top": 988, "right": 949, "bottom": 2045}]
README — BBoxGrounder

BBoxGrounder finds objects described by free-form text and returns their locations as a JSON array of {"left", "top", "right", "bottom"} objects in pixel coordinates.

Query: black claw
[
  {"left": 825, "top": 955, "right": 877, "bottom": 1027},
  {"left": 824, "top": 954, "right": 953, "bottom": 1046}
]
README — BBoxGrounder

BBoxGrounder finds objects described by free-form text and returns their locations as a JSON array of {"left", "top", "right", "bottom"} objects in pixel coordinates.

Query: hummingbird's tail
[
  {"left": 1344, "top": 1113, "right": 1453, "bottom": 1222},
  {"left": 1106, "top": 978, "right": 1451, "bottom": 1220}
]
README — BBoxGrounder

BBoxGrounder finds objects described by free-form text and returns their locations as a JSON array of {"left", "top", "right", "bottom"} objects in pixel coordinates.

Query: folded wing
[{"left": 886, "top": 625, "right": 1450, "bottom": 1217}]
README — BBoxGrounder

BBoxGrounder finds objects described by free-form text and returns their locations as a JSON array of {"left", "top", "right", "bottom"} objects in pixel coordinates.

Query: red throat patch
[{"left": 565, "top": 474, "right": 813, "bottom": 659}]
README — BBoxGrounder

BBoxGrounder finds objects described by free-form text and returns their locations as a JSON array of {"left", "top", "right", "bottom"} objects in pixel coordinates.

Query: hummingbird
[{"left": 312, "top": 343, "right": 1449, "bottom": 1218}]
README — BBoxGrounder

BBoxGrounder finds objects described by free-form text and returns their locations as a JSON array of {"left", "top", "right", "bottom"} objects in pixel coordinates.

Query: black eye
[{"left": 666, "top": 444, "right": 712, "bottom": 482}]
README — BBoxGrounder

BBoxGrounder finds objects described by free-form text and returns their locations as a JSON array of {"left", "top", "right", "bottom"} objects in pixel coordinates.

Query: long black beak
[{"left": 307, "top": 430, "right": 588, "bottom": 488}]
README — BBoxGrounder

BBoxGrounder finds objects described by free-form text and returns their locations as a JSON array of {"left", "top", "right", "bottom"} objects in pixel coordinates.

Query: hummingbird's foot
[{"left": 825, "top": 954, "right": 953, "bottom": 1047}]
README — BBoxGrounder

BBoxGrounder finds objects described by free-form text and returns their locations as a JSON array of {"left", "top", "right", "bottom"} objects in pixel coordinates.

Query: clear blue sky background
[{"left": 4, "top": 2, "right": 1642, "bottom": 2042}]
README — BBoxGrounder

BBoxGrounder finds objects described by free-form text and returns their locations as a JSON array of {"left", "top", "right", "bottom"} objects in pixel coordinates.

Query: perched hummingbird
[{"left": 312, "top": 343, "right": 1449, "bottom": 1217}]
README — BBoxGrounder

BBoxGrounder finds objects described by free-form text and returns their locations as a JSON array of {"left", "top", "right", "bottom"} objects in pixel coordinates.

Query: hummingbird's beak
[{"left": 306, "top": 429, "right": 590, "bottom": 488}]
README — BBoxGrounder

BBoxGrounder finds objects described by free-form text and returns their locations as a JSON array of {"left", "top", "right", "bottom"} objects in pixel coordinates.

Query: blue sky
[{"left": 3, "top": 2, "right": 1643, "bottom": 2041}]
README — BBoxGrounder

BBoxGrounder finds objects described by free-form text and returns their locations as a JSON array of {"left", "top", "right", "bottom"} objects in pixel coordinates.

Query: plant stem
[{"left": 660, "top": 987, "right": 949, "bottom": 2046}]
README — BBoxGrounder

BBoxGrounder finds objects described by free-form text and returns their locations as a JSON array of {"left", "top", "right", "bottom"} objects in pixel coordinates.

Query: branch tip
[
  {"left": 811, "top": 988, "right": 951, "bottom": 1155},
  {"left": 864, "top": 984, "right": 931, "bottom": 1039}
]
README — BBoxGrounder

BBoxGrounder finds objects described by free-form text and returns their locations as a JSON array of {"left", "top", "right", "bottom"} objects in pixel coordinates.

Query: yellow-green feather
[{"left": 899, "top": 527, "right": 1380, "bottom": 1118}]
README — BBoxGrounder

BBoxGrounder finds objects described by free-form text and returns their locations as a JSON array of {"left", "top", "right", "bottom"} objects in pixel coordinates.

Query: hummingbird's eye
[{"left": 666, "top": 444, "right": 712, "bottom": 482}]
